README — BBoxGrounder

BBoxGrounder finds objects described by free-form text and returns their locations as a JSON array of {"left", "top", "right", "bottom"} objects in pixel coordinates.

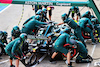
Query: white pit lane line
[
  {"left": 0, "top": 4, "right": 12, "bottom": 14},
  {"left": 87, "top": 45, "right": 96, "bottom": 67},
  {"left": 0, "top": 59, "right": 9, "bottom": 64},
  {"left": 0, "top": 4, "right": 11, "bottom": 65}
]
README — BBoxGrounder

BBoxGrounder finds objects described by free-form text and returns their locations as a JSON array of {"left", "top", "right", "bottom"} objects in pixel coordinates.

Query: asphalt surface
[{"left": 0, "top": 0, "right": 100, "bottom": 67}]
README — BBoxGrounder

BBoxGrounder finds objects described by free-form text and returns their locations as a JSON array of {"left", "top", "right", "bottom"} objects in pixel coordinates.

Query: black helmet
[
  {"left": 36, "top": 9, "right": 42, "bottom": 15},
  {"left": 35, "top": 15, "right": 41, "bottom": 21},
  {"left": 85, "top": 11, "right": 91, "bottom": 18},
  {"left": 42, "top": 8, "right": 47, "bottom": 13},
  {"left": 61, "top": 13, "right": 68, "bottom": 21},
  {"left": 20, "top": 33, "right": 27, "bottom": 41},
  {"left": 82, "top": 11, "right": 91, "bottom": 18},
  {"left": 13, "top": 26, "right": 20, "bottom": 34}
]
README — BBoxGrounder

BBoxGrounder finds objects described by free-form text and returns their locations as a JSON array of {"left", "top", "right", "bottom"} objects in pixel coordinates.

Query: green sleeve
[
  {"left": 23, "top": 16, "right": 35, "bottom": 25},
  {"left": 35, "top": 20, "right": 47, "bottom": 26},
  {"left": 11, "top": 40, "right": 20, "bottom": 54},
  {"left": 66, "top": 34, "right": 70, "bottom": 43}
]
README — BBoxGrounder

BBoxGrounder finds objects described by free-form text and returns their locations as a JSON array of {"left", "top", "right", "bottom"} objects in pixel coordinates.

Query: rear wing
[{"left": 0, "top": 0, "right": 100, "bottom": 22}]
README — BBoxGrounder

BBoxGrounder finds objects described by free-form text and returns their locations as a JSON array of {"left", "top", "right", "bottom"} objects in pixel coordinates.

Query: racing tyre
[
  {"left": 81, "top": 31, "right": 91, "bottom": 39},
  {"left": 27, "top": 53, "right": 37, "bottom": 66},
  {"left": 62, "top": 44, "right": 77, "bottom": 58}
]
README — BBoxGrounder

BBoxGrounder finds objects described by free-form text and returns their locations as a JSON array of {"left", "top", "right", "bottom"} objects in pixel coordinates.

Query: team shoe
[
  {"left": 49, "top": 60, "right": 57, "bottom": 64},
  {"left": 68, "top": 63, "right": 73, "bottom": 67},
  {"left": 10, "top": 65, "right": 15, "bottom": 67},
  {"left": 87, "top": 55, "right": 93, "bottom": 62},
  {"left": 49, "top": 58, "right": 57, "bottom": 64},
  {"left": 92, "top": 42, "right": 97, "bottom": 45}
]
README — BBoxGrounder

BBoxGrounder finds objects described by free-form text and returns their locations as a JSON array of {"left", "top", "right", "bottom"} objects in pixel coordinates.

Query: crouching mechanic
[
  {"left": 23, "top": 15, "right": 35, "bottom": 25},
  {"left": 49, "top": 28, "right": 74, "bottom": 67},
  {"left": 5, "top": 33, "right": 27, "bottom": 67},
  {"left": 0, "top": 31, "right": 8, "bottom": 55},
  {"left": 21, "top": 15, "right": 48, "bottom": 35},
  {"left": 50, "top": 30, "right": 92, "bottom": 67},
  {"left": 91, "top": 18, "right": 100, "bottom": 38},
  {"left": 70, "top": 36, "right": 92, "bottom": 63},
  {"left": 9, "top": 26, "right": 21, "bottom": 42},
  {"left": 57, "top": 13, "right": 86, "bottom": 47},
  {"left": 79, "top": 18, "right": 96, "bottom": 44}
]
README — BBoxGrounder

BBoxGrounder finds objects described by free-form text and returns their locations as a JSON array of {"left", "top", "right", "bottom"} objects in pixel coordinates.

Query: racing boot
[
  {"left": 92, "top": 39, "right": 97, "bottom": 45},
  {"left": 87, "top": 55, "right": 93, "bottom": 62},
  {"left": 49, "top": 58, "right": 57, "bottom": 64},
  {"left": 92, "top": 42, "right": 97, "bottom": 45},
  {"left": 68, "top": 63, "right": 73, "bottom": 67}
]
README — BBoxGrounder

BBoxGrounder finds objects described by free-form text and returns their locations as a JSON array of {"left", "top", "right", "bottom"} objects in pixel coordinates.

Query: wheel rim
[{"left": 62, "top": 44, "right": 77, "bottom": 58}]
